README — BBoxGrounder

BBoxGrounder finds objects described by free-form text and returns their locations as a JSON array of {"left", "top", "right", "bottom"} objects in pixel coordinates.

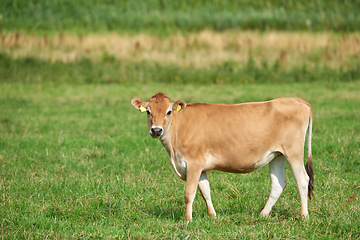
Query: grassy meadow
[
  {"left": 1, "top": 81, "right": 360, "bottom": 239},
  {"left": 1, "top": 0, "right": 360, "bottom": 238}
]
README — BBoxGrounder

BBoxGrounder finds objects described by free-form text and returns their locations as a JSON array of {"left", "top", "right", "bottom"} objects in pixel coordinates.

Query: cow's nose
[{"left": 150, "top": 127, "right": 163, "bottom": 137}]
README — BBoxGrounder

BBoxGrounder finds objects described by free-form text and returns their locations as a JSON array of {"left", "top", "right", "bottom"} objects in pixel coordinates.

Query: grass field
[
  {"left": 1, "top": 81, "right": 360, "bottom": 238},
  {"left": 1, "top": 0, "right": 360, "bottom": 238}
]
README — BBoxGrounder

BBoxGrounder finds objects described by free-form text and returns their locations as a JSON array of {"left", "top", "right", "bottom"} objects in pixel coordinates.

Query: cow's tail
[{"left": 305, "top": 107, "right": 314, "bottom": 200}]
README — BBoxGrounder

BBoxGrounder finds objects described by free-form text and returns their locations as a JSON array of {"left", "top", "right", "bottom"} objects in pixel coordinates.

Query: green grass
[
  {"left": 1, "top": 1, "right": 359, "bottom": 237},
  {"left": 1, "top": 53, "right": 359, "bottom": 85},
  {"left": 1, "top": 81, "right": 359, "bottom": 238},
  {"left": 1, "top": 0, "right": 360, "bottom": 33}
]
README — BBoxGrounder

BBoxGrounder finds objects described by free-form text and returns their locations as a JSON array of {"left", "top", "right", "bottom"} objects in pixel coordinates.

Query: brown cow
[{"left": 131, "top": 93, "right": 314, "bottom": 220}]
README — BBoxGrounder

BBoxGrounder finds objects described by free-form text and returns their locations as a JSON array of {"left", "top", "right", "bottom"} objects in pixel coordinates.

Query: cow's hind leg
[
  {"left": 288, "top": 157, "right": 310, "bottom": 218},
  {"left": 260, "top": 155, "right": 287, "bottom": 217},
  {"left": 198, "top": 172, "right": 216, "bottom": 217}
]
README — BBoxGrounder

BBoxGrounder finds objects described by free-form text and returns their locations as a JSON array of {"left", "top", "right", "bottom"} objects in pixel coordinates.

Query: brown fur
[{"left": 149, "top": 92, "right": 171, "bottom": 102}]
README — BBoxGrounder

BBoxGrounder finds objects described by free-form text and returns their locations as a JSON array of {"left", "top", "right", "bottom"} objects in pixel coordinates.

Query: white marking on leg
[
  {"left": 289, "top": 161, "right": 310, "bottom": 217},
  {"left": 198, "top": 172, "right": 216, "bottom": 217},
  {"left": 260, "top": 155, "right": 287, "bottom": 217}
]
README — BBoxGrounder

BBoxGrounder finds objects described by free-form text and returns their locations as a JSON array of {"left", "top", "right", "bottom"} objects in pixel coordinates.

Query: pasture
[
  {"left": 1, "top": 0, "right": 360, "bottom": 237},
  {"left": 1, "top": 80, "right": 359, "bottom": 238}
]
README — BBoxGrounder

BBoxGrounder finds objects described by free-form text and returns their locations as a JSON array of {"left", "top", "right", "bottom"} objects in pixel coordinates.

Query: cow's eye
[
  {"left": 166, "top": 110, "right": 172, "bottom": 116},
  {"left": 146, "top": 110, "right": 151, "bottom": 115}
]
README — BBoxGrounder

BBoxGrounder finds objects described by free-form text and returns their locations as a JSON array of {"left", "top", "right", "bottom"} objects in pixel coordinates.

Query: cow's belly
[
  {"left": 169, "top": 148, "right": 282, "bottom": 177},
  {"left": 203, "top": 150, "right": 281, "bottom": 173}
]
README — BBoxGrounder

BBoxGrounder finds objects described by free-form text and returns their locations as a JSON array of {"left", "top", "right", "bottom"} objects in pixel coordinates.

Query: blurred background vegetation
[
  {"left": 0, "top": 0, "right": 359, "bottom": 84},
  {"left": 1, "top": 0, "right": 360, "bottom": 33}
]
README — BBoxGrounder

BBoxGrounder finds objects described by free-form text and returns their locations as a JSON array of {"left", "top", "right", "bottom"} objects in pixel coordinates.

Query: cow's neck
[
  {"left": 159, "top": 130, "right": 172, "bottom": 154},
  {"left": 159, "top": 120, "right": 175, "bottom": 158},
  {"left": 159, "top": 124, "right": 186, "bottom": 180}
]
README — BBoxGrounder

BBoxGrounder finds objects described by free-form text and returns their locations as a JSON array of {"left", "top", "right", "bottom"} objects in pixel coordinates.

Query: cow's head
[{"left": 131, "top": 93, "right": 186, "bottom": 138}]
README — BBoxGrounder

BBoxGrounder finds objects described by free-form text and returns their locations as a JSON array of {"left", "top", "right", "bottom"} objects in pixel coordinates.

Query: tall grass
[
  {"left": 1, "top": 52, "right": 359, "bottom": 85},
  {"left": 1, "top": 0, "right": 360, "bottom": 33},
  {"left": 1, "top": 31, "right": 359, "bottom": 85},
  {"left": 2, "top": 31, "right": 359, "bottom": 69}
]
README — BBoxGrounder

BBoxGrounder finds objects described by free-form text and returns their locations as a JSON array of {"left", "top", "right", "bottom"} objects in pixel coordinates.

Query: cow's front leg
[{"left": 184, "top": 163, "right": 203, "bottom": 221}]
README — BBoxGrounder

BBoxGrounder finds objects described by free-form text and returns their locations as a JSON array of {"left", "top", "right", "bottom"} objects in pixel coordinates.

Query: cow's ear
[
  {"left": 173, "top": 100, "right": 187, "bottom": 113},
  {"left": 131, "top": 98, "right": 147, "bottom": 112}
]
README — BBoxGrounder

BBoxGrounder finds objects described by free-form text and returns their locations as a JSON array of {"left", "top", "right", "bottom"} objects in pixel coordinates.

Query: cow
[{"left": 131, "top": 92, "right": 314, "bottom": 220}]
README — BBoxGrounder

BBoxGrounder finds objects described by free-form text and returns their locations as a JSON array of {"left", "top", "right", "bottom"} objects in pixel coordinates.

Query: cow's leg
[
  {"left": 184, "top": 164, "right": 203, "bottom": 221},
  {"left": 198, "top": 172, "right": 216, "bottom": 217},
  {"left": 288, "top": 157, "right": 310, "bottom": 218},
  {"left": 260, "top": 155, "right": 287, "bottom": 217}
]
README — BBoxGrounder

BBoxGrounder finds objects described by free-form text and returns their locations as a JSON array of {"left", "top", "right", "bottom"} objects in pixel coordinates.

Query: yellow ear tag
[
  {"left": 176, "top": 105, "right": 181, "bottom": 112},
  {"left": 140, "top": 106, "right": 147, "bottom": 112}
]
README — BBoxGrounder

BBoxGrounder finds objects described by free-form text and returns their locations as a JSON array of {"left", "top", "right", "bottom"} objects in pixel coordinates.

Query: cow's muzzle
[{"left": 150, "top": 126, "right": 163, "bottom": 138}]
